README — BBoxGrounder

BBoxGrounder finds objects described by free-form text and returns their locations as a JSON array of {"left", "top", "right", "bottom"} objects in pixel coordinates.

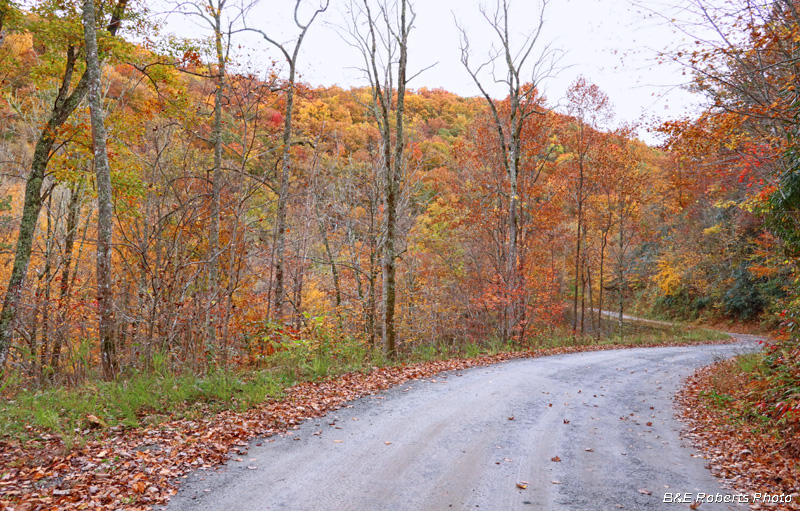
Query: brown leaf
[
  {"left": 638, "top": 489, "right": 652, "bottom": 495},
  {"left": 551, "top": 456, "right": 561, "bottom": 462},
  {"left": 86, "top": 414, "right": 107, "bottom": 429}
]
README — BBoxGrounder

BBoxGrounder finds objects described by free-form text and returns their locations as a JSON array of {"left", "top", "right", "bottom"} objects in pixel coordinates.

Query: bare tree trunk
[
  {"left": 38, "top": 195, "right": 55, "bottom": 376},
  {"left": 51, "top": 182, "right": 83, "bottom": 372},
  {"left": 587, "top": 266, "right": 594, "bottom": 334},
  {"left": 250, "top": 0, "right": 329, "bottom": 320},
  {"left": 84, "top": 0, "right": 117, "bottom": 379},
  {"left": 272, "top": 84, "right": 292, "bottom": 318},
  {"left": 597, "top": 227, "right": 608, "bottom": 341},
  {"left": 572, "top": 192, "right": 582, "bottom": 334},
  {"left": 208, "top": 4, "right": 226, "bottom": 346},
  {"left": 353, "top": 0, "right": 412, "bottom": 358},
  {"left": 458, "top": 0, "right": 555, "bottom": 343},
  {"left": 618, "top": 221, "right": 625, "bottom": 338}
]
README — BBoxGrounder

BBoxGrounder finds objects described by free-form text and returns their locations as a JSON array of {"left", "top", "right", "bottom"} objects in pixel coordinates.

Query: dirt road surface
[{"left": 164, "top": 337, "right": 760, "bottom": 511}]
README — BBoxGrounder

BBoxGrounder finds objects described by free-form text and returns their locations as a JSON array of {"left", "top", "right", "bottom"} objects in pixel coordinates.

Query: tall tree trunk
[
  {"left": 507, "top": 145, "right": 519, "bottom": 341},
  {"left": 359, "top": 0, "right": 410, "bottom": 358},
  {"left": 208, "top": 8, "right": 226, "bottom": 346},
  {"left": 572, "top": 185, "right": 583, "bottom": 334},
  {"left": 587, "top": 266, "right": 594, "bottom": 334},
  {"left": 597, "top": 227, "right": 608, "bottom": 341},
  {"left": 38, "top": 194, "right": 55, "bottom": 376},
  {"left": 273, "top": 74, "right": 294, "bottom": 319},
  {"left": 618, "top": 221, "right": 625, "bottom": 338},
  {"left": 257, "top": 1, "right": 330, "bottom": 320},
  {"left": 84, "top": 0, "right": 116, "bottom": 379},
  {"left": 51, "top": 182, "right": 83, "bottom": 372},
  {"left": 383, "top": 0, "right": 410, "bottom": 359},
  {"left": 0, "top": 0, "right": 127, "bottom": 374}
]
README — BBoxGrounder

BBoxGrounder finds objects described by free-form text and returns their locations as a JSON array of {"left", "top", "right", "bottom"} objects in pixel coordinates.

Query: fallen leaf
[
  {"left": 516, "top": 482, "right": 528, "bottom": 489},
  {"left": 638, "top": 489, "right": 652, "bottom": 495},
  {"left": 585, "top": 448, "right": 594, "bottom": 452},
  {"left": 551, "top": 456, "right": 561, "bottom": 462},
  {"left": 86, "top": 414, "right": 107, "bottom": 429}
]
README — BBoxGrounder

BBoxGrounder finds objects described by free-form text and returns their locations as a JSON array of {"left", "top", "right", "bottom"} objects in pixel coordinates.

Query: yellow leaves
[
  {"left": 702, "top": 224, "right": 722, "bottom": 236},
  {"left": 654, "top": 258, "right": 683, "bottom": 297}
]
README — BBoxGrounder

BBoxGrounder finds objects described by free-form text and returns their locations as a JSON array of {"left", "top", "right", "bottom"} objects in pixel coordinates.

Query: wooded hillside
[{"left": 0, "top": 0, "right": 793, "bottom": 386}]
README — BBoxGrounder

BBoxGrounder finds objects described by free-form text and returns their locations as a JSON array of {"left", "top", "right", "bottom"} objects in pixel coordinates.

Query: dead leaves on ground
[
  {"left": 1, "top": 338, "right": 737, "bottom": 510},
  {"left": 677, "top": 363, "right": 800, "bottom": 510}
]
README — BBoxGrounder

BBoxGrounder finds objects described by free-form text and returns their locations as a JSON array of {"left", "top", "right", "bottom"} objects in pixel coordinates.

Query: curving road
[{"left": 164, "top": 337, "right": 760, "bottom": 511}]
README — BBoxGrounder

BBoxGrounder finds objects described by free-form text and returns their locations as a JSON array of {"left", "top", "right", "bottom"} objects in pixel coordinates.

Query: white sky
[{"left": 160, "top": 0, "right": 705, "bottom": 145}]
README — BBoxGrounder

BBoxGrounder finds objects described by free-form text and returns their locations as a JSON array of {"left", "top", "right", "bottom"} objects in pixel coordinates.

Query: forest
[
  {"left": 1, "top": 0, "right": 800, "bottom": 508},
  {"left": 0, "top": 0, "right": 790, "bottom": 379},
  {"left": 0, "top": 0, "right": 799, "bottom": 497}
]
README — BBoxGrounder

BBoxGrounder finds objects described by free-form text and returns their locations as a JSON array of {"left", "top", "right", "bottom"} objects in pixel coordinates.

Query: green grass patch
[
  {"left": 538, "top": 317, "right": 728, "bottom": 347},
  {"left": 0, "top": 369, "right": 293, "bottom": 448},
  {"left": 0, "top": 319, "right": 729, "bottom": 448}
]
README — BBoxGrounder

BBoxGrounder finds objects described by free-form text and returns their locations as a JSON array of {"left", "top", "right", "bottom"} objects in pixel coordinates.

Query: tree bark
[
  {"left": 84, "top": 0, "right": 116, "bottom": 379},
  {"left": 208, "top": 2, "right": 226, "bottom": 345},
  {"left": 51, "top": 182, "right": 83, "bottom": 372}
]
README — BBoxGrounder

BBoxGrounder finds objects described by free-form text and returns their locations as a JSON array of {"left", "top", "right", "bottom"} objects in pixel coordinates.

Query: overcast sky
[{"left": 162, "top": 0, "right": 703, "bottom": 145}]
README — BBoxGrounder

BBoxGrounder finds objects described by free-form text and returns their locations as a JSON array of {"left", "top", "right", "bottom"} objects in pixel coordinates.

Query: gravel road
[{"left": 165, "top": 337, "right": 761, "bottom": 511}]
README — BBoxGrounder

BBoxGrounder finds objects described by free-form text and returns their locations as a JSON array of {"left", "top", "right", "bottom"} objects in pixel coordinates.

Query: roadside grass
[
  {"left": 540, "top": 317, "right": 727, "bottom": 347},
  {"left": 701, "top": 340, "right": 800, "bottom": 448},
  {"left": 0, "top": 318, "right": 729, "bottom": 448}
]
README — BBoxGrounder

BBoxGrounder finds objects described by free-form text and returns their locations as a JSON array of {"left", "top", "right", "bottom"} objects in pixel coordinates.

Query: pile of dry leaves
[
  {"left": 678, "top": 363, "right": 800, "bottom": 510},
  {"left": 1, "top": 338, "right": 734, "bottom": 511}
]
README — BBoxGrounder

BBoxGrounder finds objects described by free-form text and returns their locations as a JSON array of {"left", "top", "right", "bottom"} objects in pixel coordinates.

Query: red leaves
[{"left": 677, "top": 364, "right": 800, "bottom": 510}]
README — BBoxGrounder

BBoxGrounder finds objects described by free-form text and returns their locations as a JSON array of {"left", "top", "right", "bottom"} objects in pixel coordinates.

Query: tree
[
  {"left": 457, "top": 0, "right": 559, "bottom": 341},
  {"left": 83, "top": 0, "right": 116, "bottom": 379},
  {"left": 0, "top": 0, "right": 128, "bottom": 373},
  {"left": 246, "top": 0, "right": 329, "bottom": 320},
  {"left": 562, "top": 77, "right": 612, "bottom": 335},
  {"left": 344, "top": 0, "right": 414, "bottom": 358}
]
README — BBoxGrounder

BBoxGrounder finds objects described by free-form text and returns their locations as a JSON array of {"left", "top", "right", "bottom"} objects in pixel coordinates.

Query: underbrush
[
  {"left": 702, "top": 338, "right": 800, "bottom": 456},
  {"left": 0, "top": 318, "right": 729, "bottom": 448}
]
